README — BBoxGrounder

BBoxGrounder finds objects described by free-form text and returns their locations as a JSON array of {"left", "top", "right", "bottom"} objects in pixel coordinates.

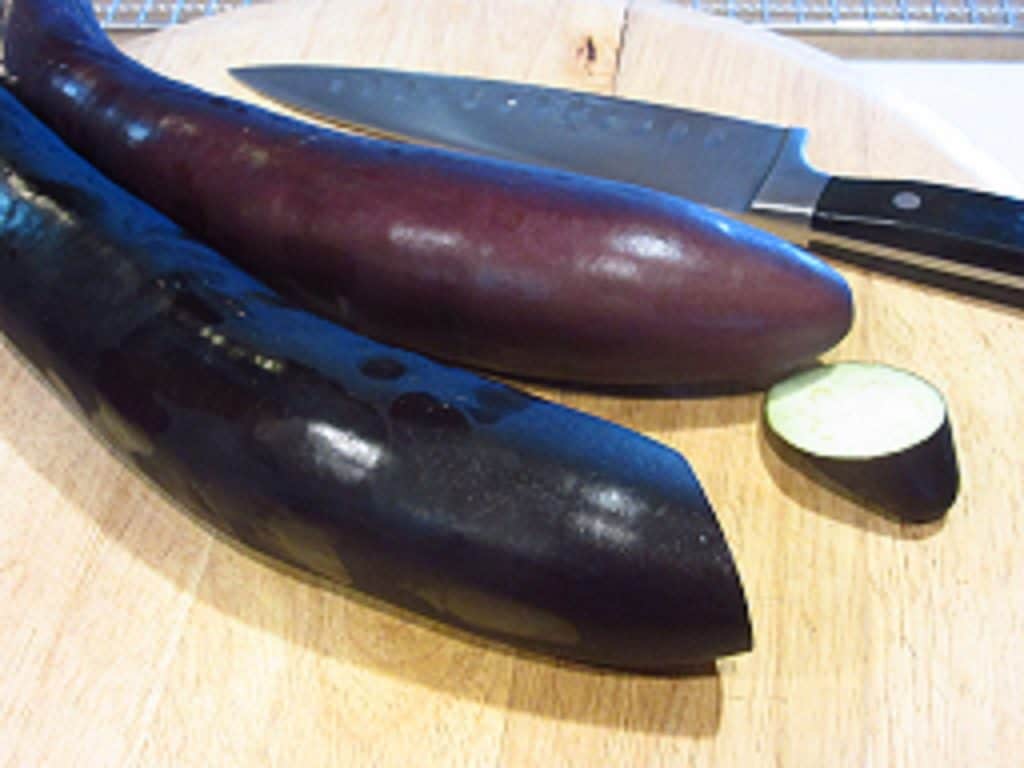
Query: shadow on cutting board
[
  {"left": 0, "top": 351, "right": 725, "bottom": 739},
  {"left": 521, "top": 380, "right": 763, "bottom": 440}
]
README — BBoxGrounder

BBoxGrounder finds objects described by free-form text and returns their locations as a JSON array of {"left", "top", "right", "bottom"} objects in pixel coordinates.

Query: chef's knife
[{"left": 231, "top": 65, "right": 1024, "bottom": 308}]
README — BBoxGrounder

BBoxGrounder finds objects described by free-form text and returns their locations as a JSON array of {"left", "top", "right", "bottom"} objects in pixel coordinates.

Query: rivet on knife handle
[
  {"left": 747, "top": 129, "right": 1024, "bottom": 306},
  {"left": 808, "top": 178, "right": 1024, "bottom": 306}
]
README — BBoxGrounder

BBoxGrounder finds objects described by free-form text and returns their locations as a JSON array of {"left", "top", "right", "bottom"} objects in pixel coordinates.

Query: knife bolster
[{"left": 748, "top": 128, "right": 829, "bottom": 239}]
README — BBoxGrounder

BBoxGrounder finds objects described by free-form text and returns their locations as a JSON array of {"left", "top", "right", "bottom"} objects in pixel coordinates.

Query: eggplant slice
[{"left": 765, "top": 362, "right": 959, "bottom": 523}]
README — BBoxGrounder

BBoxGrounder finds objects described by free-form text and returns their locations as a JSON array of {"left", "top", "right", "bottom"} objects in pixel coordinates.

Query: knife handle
[{"left": 808, "top": 177, "right": 1024, "bottom": 307}]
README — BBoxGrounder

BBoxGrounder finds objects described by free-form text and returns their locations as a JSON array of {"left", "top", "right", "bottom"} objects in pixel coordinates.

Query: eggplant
[
  {"left": 764, "top": 362, "right": 959, "bottom": 523},
  {"left": 0, "top": 85, "right": 752, "bottom": 671},
  {"left": 3, "top": 0, "right": 852, "bottom": 388}
]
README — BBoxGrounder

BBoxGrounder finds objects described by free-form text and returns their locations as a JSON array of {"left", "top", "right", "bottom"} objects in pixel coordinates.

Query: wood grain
[{"left": 2, "top": 0, "right": 1022, "bottom": 765}]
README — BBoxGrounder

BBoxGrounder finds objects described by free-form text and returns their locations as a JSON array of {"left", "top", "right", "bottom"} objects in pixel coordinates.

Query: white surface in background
[{"left": 852, "top": 61, "right": 1024, "bottom": 189}]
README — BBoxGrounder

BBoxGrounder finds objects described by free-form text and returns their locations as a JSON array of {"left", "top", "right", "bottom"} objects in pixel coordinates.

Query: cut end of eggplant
[{"left": 765, "top": 362, "right": 959, "bottom": 523}]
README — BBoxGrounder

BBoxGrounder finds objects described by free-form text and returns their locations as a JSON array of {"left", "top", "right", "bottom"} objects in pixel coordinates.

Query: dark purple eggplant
[
  {"left": 765, "top": 362, "right": 959, "bottom": 523},
  {"left": 0, "top": 85, "right": 751, "bottom": 671},
  {"left": 3, "top": 0, "right": 852, "bottom": 388}
]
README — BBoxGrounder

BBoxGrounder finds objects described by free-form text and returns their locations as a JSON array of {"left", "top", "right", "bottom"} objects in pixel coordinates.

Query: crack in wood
[{"left": 612, "top": 0, "right": 635, "bottom": 93}]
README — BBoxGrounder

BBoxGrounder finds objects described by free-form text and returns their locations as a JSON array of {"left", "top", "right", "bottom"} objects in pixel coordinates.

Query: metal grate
[
  {"left": 93, "top": 0, "right": 1024, "bottom": 32},
  {"left": 94, "top": 1, "right": 258, "bottom": 29},
  {"left": 692, "top": 0, "right": 1022, "bottom": 31}
]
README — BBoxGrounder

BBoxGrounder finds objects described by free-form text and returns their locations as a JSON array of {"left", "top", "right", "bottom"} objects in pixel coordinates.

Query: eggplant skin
[
  {"left": 0, "top": 86, "right": 751, "bottom": 671},
  {"left": 3, "top": 0, "right": 851, "bottom": 387},
  {"left": 765, "top": 420, "right": 959, "bottom": 523}
]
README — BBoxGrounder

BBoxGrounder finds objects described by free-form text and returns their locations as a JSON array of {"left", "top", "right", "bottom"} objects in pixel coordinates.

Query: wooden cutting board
[{"left": 3, "top": 0, "right": 1022, "bottom": 765}]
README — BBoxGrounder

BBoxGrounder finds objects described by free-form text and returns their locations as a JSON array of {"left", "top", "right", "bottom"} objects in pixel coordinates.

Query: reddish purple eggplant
[
  {"left": 0, "top": 85, "right": 751, "bottom": 671},
  {"left": 4, "top": 0, "right": 852, "bottom": 387}
]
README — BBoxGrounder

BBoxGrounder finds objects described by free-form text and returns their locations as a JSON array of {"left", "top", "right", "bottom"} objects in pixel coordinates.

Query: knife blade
[{"left": 231, "top": 65, "right": 1024, "bottom": 308}]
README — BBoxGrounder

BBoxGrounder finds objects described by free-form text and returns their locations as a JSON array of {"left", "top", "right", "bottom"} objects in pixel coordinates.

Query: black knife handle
[{"left": 809, "top": 177, "right": 1024, "bottom": 307}]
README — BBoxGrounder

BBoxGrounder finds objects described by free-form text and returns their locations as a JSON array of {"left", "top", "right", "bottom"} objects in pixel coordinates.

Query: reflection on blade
[{"left": 230, "top": 65, "right": 790, "bottom": 212}]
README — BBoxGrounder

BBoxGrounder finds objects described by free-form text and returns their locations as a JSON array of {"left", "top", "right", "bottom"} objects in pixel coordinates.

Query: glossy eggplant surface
[
  {"left": 3, "top": 0, "right": 852, "bottom": 387},
  {"left": 0, "top": 86, "right": 751, "bottom": 671}
]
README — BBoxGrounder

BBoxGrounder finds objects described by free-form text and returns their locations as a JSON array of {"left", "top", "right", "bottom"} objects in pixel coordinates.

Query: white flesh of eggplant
[{"left": 766, "top": 363, "right": 947, "bottom": 459}]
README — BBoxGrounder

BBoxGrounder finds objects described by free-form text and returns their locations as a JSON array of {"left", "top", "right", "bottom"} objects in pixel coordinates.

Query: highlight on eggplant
[
  {"left": 0, "top": 84, "right": 752, "bottom": 672},
  {"left": 3, "top": 0, "right": 852, "bottom": 388},
  {"left": 764, "top": 362, "right": 959, "bottom": 523}
]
